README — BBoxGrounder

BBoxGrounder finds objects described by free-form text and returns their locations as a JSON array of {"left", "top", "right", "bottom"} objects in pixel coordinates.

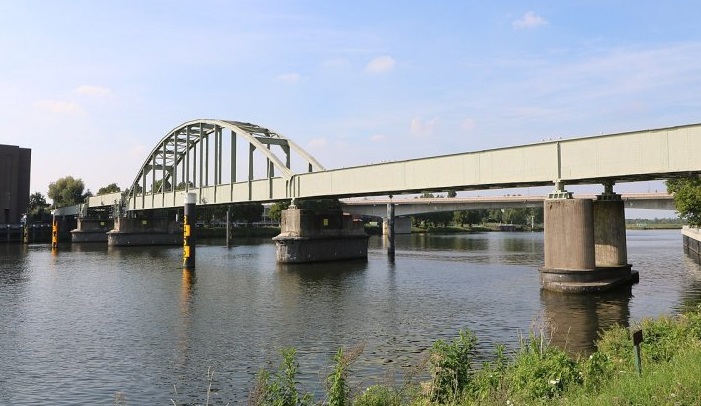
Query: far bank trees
[
  {"left": 667, "top": 177, "right": 701, "bottom": 226},
  {"left": 48, "top": 176, "right": 91, "bottom": 207}
]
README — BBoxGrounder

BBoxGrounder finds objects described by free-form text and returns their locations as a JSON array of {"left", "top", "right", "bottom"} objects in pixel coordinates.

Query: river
[{"left": 1, "top": 229, "right": 699, "bottom": 404}]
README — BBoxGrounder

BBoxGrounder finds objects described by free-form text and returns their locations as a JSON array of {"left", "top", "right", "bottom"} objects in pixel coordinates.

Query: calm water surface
[{"left": 1, "top": 230, "right": 700, "bottom": 404}]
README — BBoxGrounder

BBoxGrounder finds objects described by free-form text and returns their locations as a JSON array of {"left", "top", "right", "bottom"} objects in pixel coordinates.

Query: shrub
[
  {"left": 469, "top": 343, "right": 508, "bottom": 401},
  {"left": 250, "top": 348, "right": 313, "bottom": 406},
  {"left": 428, "top": 329, "right": 478, "bottom": 403},
  {"left": 506, "top": 332, "right": 581, "bottom": 400}
]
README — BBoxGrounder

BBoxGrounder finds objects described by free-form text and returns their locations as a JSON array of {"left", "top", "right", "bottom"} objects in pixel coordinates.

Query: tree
[
  {"left": 454, "top": 209, "right": 487, "bottom": 227},
  {"left": 176, "top": 181, "right": 194, "bottom": 191},
  {"left": 502, "top": 208, "right": 528, "bottom": 225},
  {"left": 48, "top": 176, "right": 89, "bottom": 207},
  {"left": 269, "top": 201, "right": 291, "bottom": 223},
  {"left": 446, "top": 189, "right": 457, "bottom": 198},
  {"left": 667, "top": 177, "right": 701, "bottom": 226},
  {"left": 230, "top": 203, "right": 264, "bottom": 225},
  {"left": 97, "top": 183, "right": 121, "bottom": 195},
  {"left": 28, "top": 192, "right": 50, "bottom": 222},
  {"left": 151, "top": 179, "right": 172, "bottom": 193}
]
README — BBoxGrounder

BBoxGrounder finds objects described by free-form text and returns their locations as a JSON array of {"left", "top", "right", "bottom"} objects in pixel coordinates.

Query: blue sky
[{"left": 1, "top": 1, "right": 700, "bottom": 213}]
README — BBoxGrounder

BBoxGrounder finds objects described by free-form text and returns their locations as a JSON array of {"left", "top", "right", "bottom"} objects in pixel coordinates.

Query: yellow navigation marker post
[{"left": 183, "top": 193, "right": 196, "bottom": 268}]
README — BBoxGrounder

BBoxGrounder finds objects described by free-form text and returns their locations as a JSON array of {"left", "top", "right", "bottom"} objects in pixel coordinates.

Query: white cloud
[
  {"left": 513, "top": 11, "right": 547, "bottom": 29},
  {"left": 410, "top": 117, "right": 438, "bottom": 137},
  {"left": 34, "top": 99, "right": 84, "bottom": 114},
  {"left": 370, "top": 134, "right": 386, "bottom": 142},
  {"left": 365, "top": 55, "right": 396, "bottom": 74},
  {"left": 73, "top": 85, "right": 113, "bottom": 96},
  {"left": 277, "top": 73, "right": 301, "bottom": 84}
]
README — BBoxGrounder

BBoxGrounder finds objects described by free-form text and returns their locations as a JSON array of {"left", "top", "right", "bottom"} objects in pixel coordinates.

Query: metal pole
[
  {"left": 226, "top": 207, "right": 231, "bottom": 247},
  {"left": 183, "top": 193, "right": 196, "bottom": 269},
  {"left": 387, "top": 196, "right": 395, "bottom": 259}
]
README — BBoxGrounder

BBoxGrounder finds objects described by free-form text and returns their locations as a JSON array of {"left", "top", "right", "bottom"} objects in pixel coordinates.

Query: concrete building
[{"left": 0, "top": 144, "right": 31, "bottom": 224}]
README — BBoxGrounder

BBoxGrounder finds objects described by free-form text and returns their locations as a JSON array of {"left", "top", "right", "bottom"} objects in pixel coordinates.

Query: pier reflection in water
[
  {"left": 541, "top": 287, "right": 632, "bottom": 353},
  {"left": 0, "top": 230, "right": 699, "bottom": 404}
]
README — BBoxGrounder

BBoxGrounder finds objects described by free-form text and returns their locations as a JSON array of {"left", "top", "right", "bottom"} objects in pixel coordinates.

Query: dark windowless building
[{"left": 0, "top": 144, "right": 31, "bottom": 224}]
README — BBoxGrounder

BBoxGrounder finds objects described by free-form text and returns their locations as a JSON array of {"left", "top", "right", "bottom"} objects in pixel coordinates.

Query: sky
[{"left": 1, "top": 1, "right": 700, "bottom": 216}]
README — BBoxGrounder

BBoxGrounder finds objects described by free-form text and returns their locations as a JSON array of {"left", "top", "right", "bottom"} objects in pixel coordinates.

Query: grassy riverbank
[{"left": 243, "top": 305, "right": 701, "bottom": 405}]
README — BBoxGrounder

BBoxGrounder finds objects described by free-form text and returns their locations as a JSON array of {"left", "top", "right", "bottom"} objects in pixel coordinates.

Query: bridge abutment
[
  {"left": 540, "top": 192, "right": 637, "bottom": 293},
  {"left": 107, "top": 216, "right": 181, "bottom": 246},
  {"left": 273, "top": 208, "right": 369, "bottom": 263}
]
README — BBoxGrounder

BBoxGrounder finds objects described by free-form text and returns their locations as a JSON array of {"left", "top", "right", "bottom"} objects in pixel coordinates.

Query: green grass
[{"left": 559, "top": 346, "right": 701, "bottom": 406}]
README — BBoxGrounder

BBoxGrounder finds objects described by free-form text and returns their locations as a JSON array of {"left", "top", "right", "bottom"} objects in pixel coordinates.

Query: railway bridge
[{"left": 54, "top": 119, "right": 701, "bottom": 292}]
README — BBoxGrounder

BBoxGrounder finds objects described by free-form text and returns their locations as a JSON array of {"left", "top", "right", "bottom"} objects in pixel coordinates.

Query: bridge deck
[{"left": 73, "top": 122, "right": 699, "bottom": 213}]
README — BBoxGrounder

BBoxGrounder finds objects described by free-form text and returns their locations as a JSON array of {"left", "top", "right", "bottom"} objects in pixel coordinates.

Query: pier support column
[
  {"left": 543, "top": 198, "right": 596, "bottom": 271},
  {"left": 593, "top": 186, "right": 628, "bottom": 267},
  {"left": 71, "top": 218, "right": 113, "bottom": 243},
  {"left": 107, "top": 216, "right": 181, "bottom": 246},
  {"left": 273, "top": 208, "right": 369, "bottom": 263},
  {"left": 539, "top": 182, "right": 637, "bottom": 293},
  {"left": 386, "top": 197, "right": 395, "bottom": 259}
]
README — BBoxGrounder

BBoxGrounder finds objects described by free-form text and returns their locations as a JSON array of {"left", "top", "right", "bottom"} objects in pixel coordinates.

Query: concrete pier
[
  {"left": 273, "top": 208, "right": 369, "bottom": 263},
  {"left": 682, "top": 226, "right": 701, "bottom": 263},
  {"left": 71, "top": 218, "right": 113, "bottom": 243},
  {"left": 107, "top": 216, "right": 181, "bottom": 246},
  {"left": 540, "top": 194, "right": 637, "bottom": 293}
]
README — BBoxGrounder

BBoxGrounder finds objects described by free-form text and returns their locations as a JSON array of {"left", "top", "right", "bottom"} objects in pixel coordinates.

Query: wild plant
[
  {"left": 249, "top": 348, "right": 313, "bottom": 406},
  {"left": 428, "top": 329, "right": 478, "bottom": 403}
]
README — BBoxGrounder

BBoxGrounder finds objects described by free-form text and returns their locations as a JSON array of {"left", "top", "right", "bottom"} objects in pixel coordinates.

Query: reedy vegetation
[{"left": 244, "top": 305, "right": 701, "bottom": 405}]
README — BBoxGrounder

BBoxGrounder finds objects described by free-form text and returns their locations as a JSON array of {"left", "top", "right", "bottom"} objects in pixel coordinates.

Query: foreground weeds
[{"left": 242, "top": 305, "right": 701, "bottom": 405}]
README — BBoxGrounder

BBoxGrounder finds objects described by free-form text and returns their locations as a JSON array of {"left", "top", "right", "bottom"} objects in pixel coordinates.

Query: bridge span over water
[
  {"left": 55, "top": 119, "right": 700, "bottom": 293},
  {"left": 75, "top": 120, "right": 701, "bottom": 214},
  {"left": 341, "top": 193, "right": 675, "bottom": 218}
]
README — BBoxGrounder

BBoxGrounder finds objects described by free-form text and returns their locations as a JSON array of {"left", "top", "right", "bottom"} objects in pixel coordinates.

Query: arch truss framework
[{"left": 127, "top": 119, "right": 325, "bottom": 211}]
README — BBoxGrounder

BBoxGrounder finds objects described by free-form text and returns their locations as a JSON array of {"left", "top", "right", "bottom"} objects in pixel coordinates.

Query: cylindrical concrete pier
[
  {"left": 593, "top": 200, "right": 628, "bottom": 267},
  {"left": 540, "top": 197, "right": 637, "bottom": 293},
  {"left": 543, "top": 199, "right": 595, "bottom": 270},
  {"left": 183, "top": 193, "right": 196, "bottom": 268}
]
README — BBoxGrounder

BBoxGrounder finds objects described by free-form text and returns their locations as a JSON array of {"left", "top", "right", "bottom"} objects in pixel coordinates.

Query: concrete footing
[
  {"left": 71, "top": 218, "right": 113, "bottom": 243},
  {"left": 540, "top": 198, "right": 637, "bottom": 293},
  {"left": 273, "top": 208, "right": 369, "bottom": 263},
  {"left": 107, "top": 217, "right": 181, "bottom": 246}
]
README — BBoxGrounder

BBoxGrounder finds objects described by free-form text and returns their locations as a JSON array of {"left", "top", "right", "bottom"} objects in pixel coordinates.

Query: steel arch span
[{"left": 122, "top": 119, "right": 325, "bottom": 211}]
